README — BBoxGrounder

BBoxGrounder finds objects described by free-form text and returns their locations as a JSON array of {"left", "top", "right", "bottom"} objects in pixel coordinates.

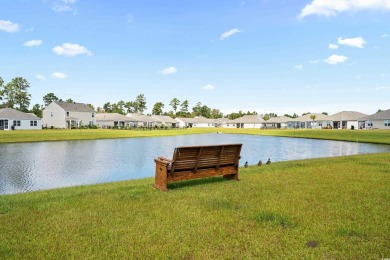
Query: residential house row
[{"left": 1, "top": 101, "right": 389, "bottom": 130}]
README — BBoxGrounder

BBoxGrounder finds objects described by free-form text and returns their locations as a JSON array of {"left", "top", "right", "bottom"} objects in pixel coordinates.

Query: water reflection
[{"left": 0, "top": 133, "right": 389, "bottom": 195}]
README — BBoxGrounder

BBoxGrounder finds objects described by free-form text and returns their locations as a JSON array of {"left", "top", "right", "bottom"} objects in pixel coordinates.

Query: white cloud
[
  {"left": 52, "top": 0, "right": 77, "bottom": 13},
  {"left": 220, "top": 28, "right": 242, "bottom": 40},
  {"left": 299, "top": 0, "right": 390, "bottom": 19},
  {"left": 338, "top": 37, "right": 366, "bottom": 48},
  {"left": 159, "top": 66, "right": 177, "bottom": 75},
  {"left": 375, "top": 86, "right": 390, "bottom": 90},
  {"left": 0, "top": 20, "right": 19, "bottom": 33},
  {"left": 294, "top": 64, "right": 303, "bottom": 70},
  {"left": 36, "top": 74, "right": 46, "bottom": 81},
  {"left": 24, "top": 40, "right": 43, "bottom": 47},
  {"left": 50, "top": 72, "right": 68, "bottom": 79},
  {"left": 324, "top": 54, "right": 348, "bottom": 64},
  {"left": 53, "top": 43, "right": 92, "bottom": 57},
  {"left": 328, "top": 43, "right": 339, "bottom": 49},
  {"left": 381, "top": 33, "right": 389, "bottom": 38},
  {"left": 202, "top": 84, "right": 215, "bottom": 91}
]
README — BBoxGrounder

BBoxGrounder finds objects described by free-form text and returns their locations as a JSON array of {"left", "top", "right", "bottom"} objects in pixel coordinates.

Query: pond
[{"left": 0, "top": 133, "right": 389, "bottom": 195}]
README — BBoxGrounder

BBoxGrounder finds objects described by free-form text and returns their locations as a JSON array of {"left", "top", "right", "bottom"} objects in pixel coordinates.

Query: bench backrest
[{"left": 170, "top": 144, "right": 242, "bottom": 174}]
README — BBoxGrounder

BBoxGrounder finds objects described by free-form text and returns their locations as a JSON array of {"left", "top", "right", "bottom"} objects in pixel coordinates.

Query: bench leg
[
  {"left": 223, "top": 173, "right": 240, "bottom": 181},
  {"left": 154, "top": 163, "right": 168, "bottom": 191}
]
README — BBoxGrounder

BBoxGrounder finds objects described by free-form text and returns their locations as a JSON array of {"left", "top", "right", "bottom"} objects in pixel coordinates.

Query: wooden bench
[{"left": 153, "top": 144, "right": 242, "bottom": 191}]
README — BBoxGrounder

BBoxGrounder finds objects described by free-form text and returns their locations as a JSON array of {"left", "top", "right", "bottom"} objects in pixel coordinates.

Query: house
[
  {"left": 0, "top": 108, "right": 42, "bottom": 130},
  {"left": 358, "top": 109, "right": 390, "bottom": 130},
  {"left": 96, "top": 113, "right": 132, "bottom": 128},
  {"left": 220, "top": 118, "right": 237, "bottom": 128},
  {"left": 150, "top": 115, "right": 177, "bottom": 128},
  {"left": 287, "top": 113, "right": 330, "bottom": 129},
  {"left": 126, "top": 113, "right": 161, "bottom": 127},
  {"left": 232, "top": 115, "right": 264, "bottom": 128},
  {"left": 42, "top": 101, "right": 95, "bottom": 128},
  {"left": 263, "top": 116, "right": 290, "bottom": 129},
  {"left": 175, "top": 116, "right": 217, "bottom": 128},
  {"left": 323, "top": 111, "right": 367, "bottom": 129}
]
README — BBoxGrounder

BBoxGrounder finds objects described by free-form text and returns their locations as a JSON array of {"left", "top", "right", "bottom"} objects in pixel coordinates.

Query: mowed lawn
[
  {"left": 1, "top": 153, "right": 389, "bottom": 259},
  {"left": 0, "top": 128, "right": 390, "bottom": 144}
]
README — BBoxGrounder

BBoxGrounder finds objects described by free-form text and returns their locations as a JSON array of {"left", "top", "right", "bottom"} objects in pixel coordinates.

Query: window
[
  {"left": 367, "top": 121, "right": 373, "bottom": 127},
  {"left": 66, "top": 111, "right": 69, "bottom": 116},
  {"left": 13, "top": 120, "right": 21, "bottom": 126},
  {"left": 89, "top": 121, "right": 93, "bottom": 126},
  {"left": 92, "top": 113, "right": 95, "bottom": 118},
  {"left": 51, "top": 112, "right": 53, "bottom": 117},
  {"left": 385, "top": 120, "right": 390, "bottom": 127},
  {"left": 30, "top": 121, "right": 37, "bottom": 126}
]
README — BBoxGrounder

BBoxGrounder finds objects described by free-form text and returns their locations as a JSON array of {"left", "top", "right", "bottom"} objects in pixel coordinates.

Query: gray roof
[
  {"left": 96, "top": 113, "right": 131, "bottom": 122},
  {"left": 150, "top": 115, "right": 176, "bottom": 124},
  {"left": 288, "top": 113, "right": 330, "bottom": 122},
  {"left": 126, "top": 113, "right": 155, "bottom": 122},
  {"left": 233, "top": 115, "right": 264, "bottom": 124},
  {"left": 0, "top": 108, "right": 41, "bottom": 120},
  {"left": 265, "top": 116, "right": 291, "bottom": 123},
  {"left": 358, "top": 109, "right": 390, "bottom": 121},
  {"left": 326, "top": 111, "right": 367, "bottom": 121},
  {"left": 176, "top": 116, "right": 217, "bottom": 123},
  {"left": 54, "top": 101, "right": 94, "bottom": 112}
]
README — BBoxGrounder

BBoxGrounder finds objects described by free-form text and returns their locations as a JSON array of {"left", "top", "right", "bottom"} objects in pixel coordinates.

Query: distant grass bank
[
  {"left": 0, "top": 128, "right": 389, "bottom": 144},
  {"left": 0, "top": 153, "right": 389, "bottom": 259}
]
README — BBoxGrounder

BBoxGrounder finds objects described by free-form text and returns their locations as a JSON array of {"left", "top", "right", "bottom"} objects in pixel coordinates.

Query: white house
[
  {"left": 263, "top": 116, "right": 290, "bottom": 129},
  {"left": 287, "top": 113, "right": 330, "bottom": 129},
  {"left": 358, "top": 109, "right": 390, "bottom": 130},
  {"left": 323, "top": 111, "right": 367, "bottom": 129},
  {"left": 175, "top": 116, "right": 217, "bottom": 128},
  {"left": 150, "top": 115, "right": 177, "bottom": 127},
  {"left": 42, "top": 101, "right": 95, "bottom": 128},
  {"left": 96, "top": 113, "right": 132, "bottom": 128},
  {"left": 0, "top": 108, "right": 42, "bottom": 130},
  {"left": 232, "top": 115, "right": 264, "bottom": 128},
  {"left": 220, "top": 118, "right": 237, "bottom": 128}
]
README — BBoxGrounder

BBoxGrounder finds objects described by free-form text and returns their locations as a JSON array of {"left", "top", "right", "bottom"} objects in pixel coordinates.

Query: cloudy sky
[{"left": 1, "top": 0, "right": 389, "bottom": 115}]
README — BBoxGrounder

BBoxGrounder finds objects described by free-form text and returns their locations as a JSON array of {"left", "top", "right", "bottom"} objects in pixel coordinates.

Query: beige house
[
  {"left": 263, "top": 116, "right": 290, "bottom": 129},
  {"left": 150, "top": 115, "right": 177, "bottom": 127},
  {"left": 175, "top": 116, "right": 217, "bottom": 128},
  {"left": 42, "top": 101, "right": 95, "bottom": 128},
  {"left": 358, "top": 109, "right": 390, "bottom": 130},
  {"left": 0, "top": 108, "right": 42, "bottom": 130},
  {"left": 96, "top": 113, "right": 132, "bottom": 128},
  {"left": 232, "top": 115, "right": 264, "bottom": 128}
]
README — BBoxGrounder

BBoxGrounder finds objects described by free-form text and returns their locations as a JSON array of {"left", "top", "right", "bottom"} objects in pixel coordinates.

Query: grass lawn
[
  {"left": 1, "top": 153, "right": 389, "bottom": 259},
  {"left": 0, "top": 128, "right": 389, "bottom": 144}
]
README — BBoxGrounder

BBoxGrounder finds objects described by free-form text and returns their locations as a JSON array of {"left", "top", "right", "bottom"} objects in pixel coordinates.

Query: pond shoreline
[{"left": 1, "top": 128, "right": 390, "bottom": 145}]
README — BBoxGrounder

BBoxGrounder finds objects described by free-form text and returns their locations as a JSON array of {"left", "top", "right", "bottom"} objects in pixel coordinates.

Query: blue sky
[{"left": 1, "top": 0, "right": 390, "bottom": 115}]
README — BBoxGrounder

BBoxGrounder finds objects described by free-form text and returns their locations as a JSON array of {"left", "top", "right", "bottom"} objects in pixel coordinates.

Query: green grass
[
  {"left": 1, "top": 153, "right": 389, "bottom": 259},
  {"left": 1, "top": 128, "right": 389, "bottom": 144}
]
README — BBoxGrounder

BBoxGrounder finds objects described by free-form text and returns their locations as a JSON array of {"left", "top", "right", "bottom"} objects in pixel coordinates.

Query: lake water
[{"left": 0, "top": 133, "right": 389, "bottom": 195}]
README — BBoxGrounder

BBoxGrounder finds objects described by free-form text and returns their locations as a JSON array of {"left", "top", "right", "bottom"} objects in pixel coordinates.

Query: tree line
[{"left": 4, "top": 76, "right": 382, "bottom": 120}]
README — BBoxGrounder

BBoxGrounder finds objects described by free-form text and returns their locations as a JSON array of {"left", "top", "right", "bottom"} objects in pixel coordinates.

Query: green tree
[
  {"left": 0, "top": 77, "right": 4, "bottom": 102},
  {"left": 66, "top": 98, "right": 74, "bottom": 103},
  {"left": 310, "top": 114, "right": 317, "bottom": 121},
  {"left": 376, "top": 109, "right": 383, "bottom": 113},
  {"left": 211, "top": 108, "right": 223, "bottom": 119},
  {"left": 43, "top": 92, "right": 59, "bottom": 106},
  {"left": 135, "top": 94, "right": 147, "bottom": 113},
  {"left": 152, "top": 102, "right": 164, "bottom": 115},
  {"left": 192, "top": 102, "right": 202, "bottom": 116},
  {"left": 103, "top": 102, "right": 112, "bottom": 113},
  {"left": 117, "top": 100, "right": 125, "bottom": 114},
  {"left": 321, "top": 112, "right": 328, "bottom": 115},
  {"left": 262, "top": 114, "right": 270, "bottom": 121},
  {"left": 125, "top": 101, "right": 137, "bottom": 113},
  {"left": 31, "top": 104, "right": 42, "bottom": 117},
  {"left": 4, "top": 77, "right": 32, "bottom": 111},
  {"left": 180, "top": 100, "right": 189, "bottom": 112},
  {"left": 87, "top": 103, "right": 95, "bottom": 111},
  {"left": 169, "top": 98, "right": 180, "bottom": 115},
  {"left": 200, "top": 105, "right": 211, "bottom": 118}
]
